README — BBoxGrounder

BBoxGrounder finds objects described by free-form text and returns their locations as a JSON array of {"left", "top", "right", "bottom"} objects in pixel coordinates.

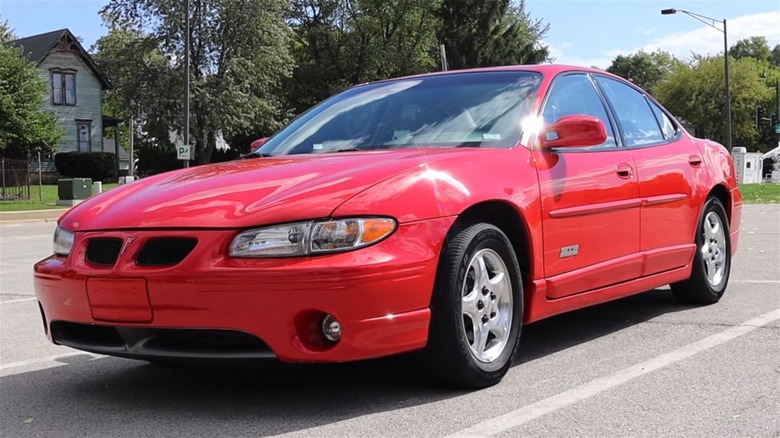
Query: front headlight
[
  {"left": 53, "top": 226, "right": 74, "bottom": 256},
  {"left": 229, "top": 217, "right": 397, "bottom": 257}
]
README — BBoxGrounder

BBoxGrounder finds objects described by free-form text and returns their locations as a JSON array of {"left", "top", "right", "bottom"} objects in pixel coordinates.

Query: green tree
[
  {"left": 771, "top": 44, "right": 780, "bottom": 68},
  {"left": 756, "top": 67, "right": 780, "bottom": 151},
  {"left": 100, "top": 0, "right": 294, "bottom": 164},
  {"left": 606, "top": 49, "right": 682, "bottom": 94},
  {"left": 92, "top": 29, "right": 180, "bottom": 155},
  {"left": 286, "top": 0, "right": 440, "bottom": 113},
  {"left": 730, "top": 36, "right": 772, "bottom": 64},
  {"left": 0, "top": 44, "right": 62, "bottom": 158},
  {"left": 655, "top": 55, "right": 772, "bottom": 151},
  {"left": 437, "top": 0, "right": 550, "bottom": 70},
  {"left": 0, "top": 14, "right": 15, "bottom": 43}
]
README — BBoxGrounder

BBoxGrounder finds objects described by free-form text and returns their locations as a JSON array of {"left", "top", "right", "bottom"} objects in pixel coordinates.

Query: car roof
[{"left": 364, "top": 64, "right": 621, "bottom": 85}]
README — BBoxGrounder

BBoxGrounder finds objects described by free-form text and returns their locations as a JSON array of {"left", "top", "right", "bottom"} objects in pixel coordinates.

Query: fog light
[{"left": 322, "top": 314, "right": 342, "bottom": 342}]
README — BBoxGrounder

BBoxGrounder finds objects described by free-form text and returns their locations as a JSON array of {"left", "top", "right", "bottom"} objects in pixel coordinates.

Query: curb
[{"left": 0, "top": 209, "right": 68, "bottom": 223}]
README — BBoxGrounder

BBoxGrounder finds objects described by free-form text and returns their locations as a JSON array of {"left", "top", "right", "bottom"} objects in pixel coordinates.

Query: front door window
[{"left": 77, "top": 121, "right": 91, "bottom": 152}]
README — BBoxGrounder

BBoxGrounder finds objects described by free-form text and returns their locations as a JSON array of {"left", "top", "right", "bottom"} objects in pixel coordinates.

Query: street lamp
[
  {"left": 662, "top": 8, "right": 732, "bottom": 151},
  {"left": 184, "top": 0, "right": 190, "bottom": 168}
]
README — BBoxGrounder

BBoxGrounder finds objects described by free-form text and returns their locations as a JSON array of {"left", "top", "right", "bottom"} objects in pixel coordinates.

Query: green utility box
[{"left": 57, "top": 178, "right": 92, "bottom": 200}]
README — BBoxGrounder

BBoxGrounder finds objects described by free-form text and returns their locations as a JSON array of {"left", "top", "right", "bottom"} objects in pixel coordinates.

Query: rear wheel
[
  {"left": 671, "top": 197, "right": 731, "bottom": 304},
  {"left": 423, "top": 223, "right": 523, "bottom": 389}
]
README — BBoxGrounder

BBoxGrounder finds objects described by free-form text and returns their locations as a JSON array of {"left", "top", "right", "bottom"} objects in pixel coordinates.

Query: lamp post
[
  {"left": 183, "top": 0, "right": 191, "bottom": 168},
  {"left": 662, "top": 8, "right": 731, "bottom": 151}
]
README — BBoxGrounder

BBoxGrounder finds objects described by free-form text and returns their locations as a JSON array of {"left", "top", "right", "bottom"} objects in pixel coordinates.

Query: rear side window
[
  {"left": 595, "top": 76, "right": 665, "bottom": 147},
  {"left": 647, "top": 99, "right": 677, "bottom": 140}
]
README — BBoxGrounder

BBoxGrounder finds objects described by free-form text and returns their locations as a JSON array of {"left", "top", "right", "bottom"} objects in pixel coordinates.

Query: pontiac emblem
[{"left": 120, "top": 236, "right": 138, "bottom": 255}]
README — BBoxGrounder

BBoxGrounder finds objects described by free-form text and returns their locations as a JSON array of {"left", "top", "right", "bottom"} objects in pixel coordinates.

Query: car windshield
[{"left": 254, "top": 71, "right": 543, "bottom": 156}]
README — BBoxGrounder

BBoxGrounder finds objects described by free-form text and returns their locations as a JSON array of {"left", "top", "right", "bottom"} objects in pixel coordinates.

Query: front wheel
[
  {"left": 423, "top": 223, "right": 523, "bottom": 389},
  {"left": 671, "top": 197, "right": 731, "bottom": 304}
]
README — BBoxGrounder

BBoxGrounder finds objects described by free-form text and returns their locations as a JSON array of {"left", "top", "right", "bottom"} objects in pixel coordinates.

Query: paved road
[{"left": 1, "top": 205, "right": 778, "bottom": 437}]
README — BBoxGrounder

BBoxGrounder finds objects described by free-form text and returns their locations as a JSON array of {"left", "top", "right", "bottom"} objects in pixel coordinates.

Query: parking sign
[{"left": 177, "top": 145, "right": 193, "bottom": 160}]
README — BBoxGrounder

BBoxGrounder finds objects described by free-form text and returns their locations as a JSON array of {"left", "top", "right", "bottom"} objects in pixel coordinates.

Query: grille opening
[
  {"left": 49, "top": 322, "right": 274, "bottom": 359},
  {"left": 136, "top": 238, "right": 198, "bottom": 266},
  {"left": 51, "top": 321, "right": 125, "bottom": 348},
  {"left": 135, "top": 328, "right": 270, "bottom": 354},
  {"left": 86, "top": 238, "right": 123, "bottom": 266}
]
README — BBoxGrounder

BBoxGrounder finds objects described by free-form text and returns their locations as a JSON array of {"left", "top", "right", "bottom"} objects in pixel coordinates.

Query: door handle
[
  {"left": 688, "top": 155, "right": 702, "bottom": 167},
  {"left": 616, "top": 163, "right": 633, "bottom": 179}
]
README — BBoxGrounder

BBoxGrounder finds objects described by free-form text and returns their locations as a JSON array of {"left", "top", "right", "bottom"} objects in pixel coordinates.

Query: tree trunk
[{"left": 197, "top": 130, "right": 215, "bottom": 165}]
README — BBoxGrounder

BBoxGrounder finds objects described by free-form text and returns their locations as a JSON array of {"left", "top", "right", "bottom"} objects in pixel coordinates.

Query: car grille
[
  {"left": 136, "top": 238, "right": 198, "bottom": 266},
  {"left": 86, "top": 238, "right": 123, "bottom": 266},
  {"left": 50, "top": 322, "right": 276, "bottom": 360}
]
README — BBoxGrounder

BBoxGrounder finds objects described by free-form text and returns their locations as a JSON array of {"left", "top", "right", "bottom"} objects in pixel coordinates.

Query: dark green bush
[{"left": 55, "top": 152, "right": 117, "bottom": 181}]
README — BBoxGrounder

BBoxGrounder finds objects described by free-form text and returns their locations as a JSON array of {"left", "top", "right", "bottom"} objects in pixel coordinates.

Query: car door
[
  {"left": 533, "top": 73, "right": 642, "bottom": 300},
  {"left": 593, "top": 75, "right": 703, "bottom": 276}
]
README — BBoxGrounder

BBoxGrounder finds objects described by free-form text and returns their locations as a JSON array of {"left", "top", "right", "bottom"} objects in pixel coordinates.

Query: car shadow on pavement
[
  {"left": 515, "top": 287, "right": 698, "bottom": 365},
  {"left": 1, "top": 288, "right": 695, "bottom": 437}
]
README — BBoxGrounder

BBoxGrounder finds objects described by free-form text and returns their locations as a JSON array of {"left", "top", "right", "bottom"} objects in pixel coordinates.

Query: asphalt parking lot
[{"left": 1, "top": 204, "right": 778, "bottom": 438}]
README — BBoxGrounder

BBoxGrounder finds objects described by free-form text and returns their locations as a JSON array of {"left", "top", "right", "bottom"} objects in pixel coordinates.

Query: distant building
[{"left": 7, "top": 28, "right": 130, "bottom": 176}]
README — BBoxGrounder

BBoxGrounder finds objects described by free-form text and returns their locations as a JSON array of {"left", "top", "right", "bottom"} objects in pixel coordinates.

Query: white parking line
[
  {"left": 447, "top": 308, "right": 780, "bottom": 438},
  {"left": 0, "top": 352, "right": 102, "bottom": 371},
  {"left": 0, "top": 297, "right": 37, "bottom": 304},
  {"left": 0, "top": 351, "right": 105, "bottom": 377},
  {"left": 0, "top": 233, "right": 53, "bottom": 239}
]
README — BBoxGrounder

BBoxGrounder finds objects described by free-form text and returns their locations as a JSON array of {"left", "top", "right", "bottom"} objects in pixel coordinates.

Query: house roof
[{"left": 7, "top": 28, "right": 111, "bottom": 90}]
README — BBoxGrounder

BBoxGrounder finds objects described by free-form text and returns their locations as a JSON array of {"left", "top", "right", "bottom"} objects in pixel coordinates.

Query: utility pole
[
  {"left": 129, "top": 116, "right": 134, "bottom": 177},
  {"left": 723, "top": 19, "right": 732, "bottom": 151},
  {"left": 439, "top": 44, "right": 448, "bottom": 71},
  {"left": 775, "top": 78, "right": 780, "bottom": 139},
  {"left": 183, "top": 0, "right": 190, "bottom": 168}
]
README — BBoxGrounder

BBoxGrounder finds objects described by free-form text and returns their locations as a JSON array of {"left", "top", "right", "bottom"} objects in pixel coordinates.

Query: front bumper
[{"left": 34, "top": 217, "right": 454, "bottom": 362}]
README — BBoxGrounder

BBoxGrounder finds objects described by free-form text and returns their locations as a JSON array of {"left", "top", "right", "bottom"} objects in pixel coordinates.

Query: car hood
[{"left": 59, "top": 149, "right": 468, "bottom": 231}]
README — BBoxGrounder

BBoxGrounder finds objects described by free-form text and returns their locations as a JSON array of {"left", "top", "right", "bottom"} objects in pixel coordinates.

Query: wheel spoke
[
  {"left": 489, "top": 311, "right": 507, "bottom": 340},
  {"left": 473, "top": 320, "right": 489, "bottom": 356},
  {"left": 488, "top": 272, "right": 507, "bottom": 298},
  {"left": 462, "top": 292, "right": 480, "bottom": 322},
  {"left": 476, "top": 256, "right": 490, "bottom": 289},
  {"left": 704, "top": 256, "right": 715, "bottom": 278},
  {"left": 710, "top": 220, "right": 720, "bottom": 237}
]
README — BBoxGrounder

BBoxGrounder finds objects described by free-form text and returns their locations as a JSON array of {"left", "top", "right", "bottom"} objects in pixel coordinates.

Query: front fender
[
  {"left": 330, "top": 147, "right": 544, "bottom": 278},
  {"left": 330, "top": 148, "right": 540, "bottom": 223},
  {"left": 701, "top": 140, "right": 742, "bottom": 252}
]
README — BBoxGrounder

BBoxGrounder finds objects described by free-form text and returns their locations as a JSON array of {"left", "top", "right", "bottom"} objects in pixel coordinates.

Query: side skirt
[{"left": 523, "top": 264, "right": 692, "bottom": 324}]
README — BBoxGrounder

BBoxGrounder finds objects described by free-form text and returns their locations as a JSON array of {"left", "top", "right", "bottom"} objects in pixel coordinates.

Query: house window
[
  {"left": 76, "top": 121, "right": 91, "bottom": 151},
  {"left": 52, "top": 70, "right": 76, "bottom": 105}
]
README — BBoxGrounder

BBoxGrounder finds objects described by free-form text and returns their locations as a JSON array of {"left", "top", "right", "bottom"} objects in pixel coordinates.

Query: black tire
[
  {"left": 671, "top": 197, "right": 731, "bottom": 304},
  {"left": 422, "top": 223, "right": 523, "bottom": 389}
]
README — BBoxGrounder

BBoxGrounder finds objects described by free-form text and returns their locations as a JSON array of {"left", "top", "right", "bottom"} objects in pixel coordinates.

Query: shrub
[{"left": 55, "top": 152, "right": 117, "bottom": 181}]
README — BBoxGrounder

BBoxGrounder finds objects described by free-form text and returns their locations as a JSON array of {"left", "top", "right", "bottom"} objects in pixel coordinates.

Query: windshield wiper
[
  {"left": 240, "top": 153, "right": 273, "bottom": 159},
  {"left": 324, "top": 147, "right": 365, "bottom": 153},
  {"left": 454, "top": 142, "right": 482, "bottom": 148}
]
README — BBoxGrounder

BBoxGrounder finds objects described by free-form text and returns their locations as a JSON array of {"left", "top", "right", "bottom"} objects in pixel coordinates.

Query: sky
[{"left": 1, "top": 0, "right": 778, "bottom": 69}]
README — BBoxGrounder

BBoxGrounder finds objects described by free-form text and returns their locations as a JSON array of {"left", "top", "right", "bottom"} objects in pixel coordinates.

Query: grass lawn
[
  {"left": 739, "top": 182, "right": 780, "bottom": 204},
  {"left": 0, "top": 183, "right": 119, "bottom": 212}
]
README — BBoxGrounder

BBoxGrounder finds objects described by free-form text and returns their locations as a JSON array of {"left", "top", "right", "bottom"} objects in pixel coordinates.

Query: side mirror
[
  {"left": 538, "top": 115, "right": 607, "bottom": 149},
  {"left": 250, "top": 137, "right": 269, "bottom": 152}
]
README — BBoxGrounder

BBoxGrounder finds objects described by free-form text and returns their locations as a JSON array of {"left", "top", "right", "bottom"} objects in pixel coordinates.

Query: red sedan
[{"left": 34, "top": 65, "right": 741, "bottom": 388}]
